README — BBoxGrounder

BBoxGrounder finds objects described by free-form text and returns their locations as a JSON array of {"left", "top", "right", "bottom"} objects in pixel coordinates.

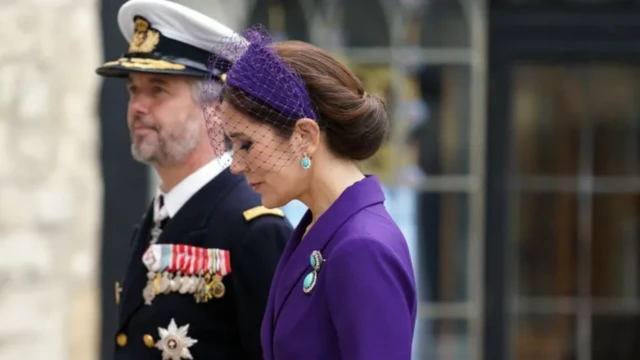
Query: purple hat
[{"left": 202, "top": 24, "right": 318, "bottom": 174}]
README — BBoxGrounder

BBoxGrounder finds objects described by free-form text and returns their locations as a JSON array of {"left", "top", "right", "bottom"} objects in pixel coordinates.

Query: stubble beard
[{"left": 131, "top": 118, "right": 201, "bottom": 166}]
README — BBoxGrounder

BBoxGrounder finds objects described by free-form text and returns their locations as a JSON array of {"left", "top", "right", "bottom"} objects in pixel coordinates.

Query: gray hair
[
  {"left": 191, "top": 79, "right": 223, "bottom": 104},
  {"left": 190, "top": 80, "right": 203, "bottom": 104}
]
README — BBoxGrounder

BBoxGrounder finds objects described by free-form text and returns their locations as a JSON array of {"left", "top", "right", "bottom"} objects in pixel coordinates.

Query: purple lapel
[
  {"left": 271, "top": 175, "right": 386, "bottom": 324},
  {"left": 261, "top": 210, "right": 311, "bottom": 360}
]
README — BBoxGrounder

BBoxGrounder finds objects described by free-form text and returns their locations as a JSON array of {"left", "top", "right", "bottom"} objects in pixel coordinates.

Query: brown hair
[{"left": 222, "top": 40, "right": 389, "bottom": 161}]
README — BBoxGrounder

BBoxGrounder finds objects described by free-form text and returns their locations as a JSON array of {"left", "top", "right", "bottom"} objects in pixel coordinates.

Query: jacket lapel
[
  {"left": 119, "top": 206, "right": 153, "bottom": 327},
  {"left": 261, "top": 212, "right": 311, "bottom": 360},
  {"left": 271, "top": 176, "right": 386, "bottom": 325},
  {"left": 118, "top": 168, "right": 243, "bottom": 328}
]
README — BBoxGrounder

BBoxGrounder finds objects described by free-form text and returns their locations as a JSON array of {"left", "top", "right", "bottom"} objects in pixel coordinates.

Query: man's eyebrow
[
  {"left": 127, "top": 77, "right": 170, "bottom": 87},
  {"left": 148, "top": 77, "right": 170, "bottom": 85}
]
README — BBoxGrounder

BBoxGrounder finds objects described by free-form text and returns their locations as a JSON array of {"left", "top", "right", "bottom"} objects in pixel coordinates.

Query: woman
[{"left": 204, "top": 26, "right": 417, "bottom": 360}]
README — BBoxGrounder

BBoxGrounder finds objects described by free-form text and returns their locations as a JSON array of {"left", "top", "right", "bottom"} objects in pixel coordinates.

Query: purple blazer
[{"left": 260, "top": 175, "right": 418, "bottom": 360}]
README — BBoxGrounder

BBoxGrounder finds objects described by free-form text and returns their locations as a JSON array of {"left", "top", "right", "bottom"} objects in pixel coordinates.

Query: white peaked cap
[
  {"left": 96, "top": 0, "right": 247, "bottom": 79},
  {"left": 117, "top": 0, "right": 239, "bottom": 53}
]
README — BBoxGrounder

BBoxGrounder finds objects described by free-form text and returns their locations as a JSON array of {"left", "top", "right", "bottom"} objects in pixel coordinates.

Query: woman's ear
[{"left": 293, "top": 118, "right": 320, "bottom": 155}]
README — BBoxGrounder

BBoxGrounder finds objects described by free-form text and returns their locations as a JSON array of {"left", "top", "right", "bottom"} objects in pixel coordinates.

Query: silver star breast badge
[{"left": 155, "top": 318, "right": 198, "bottom": 360}]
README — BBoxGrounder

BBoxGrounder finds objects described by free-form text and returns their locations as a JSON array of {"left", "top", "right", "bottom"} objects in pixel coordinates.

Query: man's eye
[{"left": 152, "top": 87, "right": 166, "bottom": 95}]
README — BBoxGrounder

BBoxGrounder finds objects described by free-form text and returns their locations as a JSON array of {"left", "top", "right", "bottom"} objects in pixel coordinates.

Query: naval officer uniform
[{"left": 95, "top": 1, "right": 293, "bottom": 359}]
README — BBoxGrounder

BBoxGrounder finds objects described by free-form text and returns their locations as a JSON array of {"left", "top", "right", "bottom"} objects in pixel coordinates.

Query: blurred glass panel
[
  {"left": 492, "top": 0, "right": 640, "bottom": 6},
  {"left": 342, "top": 0, "right": 390, "bottom": 47},
  {"left": 414, "top": 318, "right": 469, "bottom": 360},
  {"left": 247, "top": 0, "right": 309, "bottom": 41},
  {"left": 591, "top": 194, "right": 639, "bottom": 298},
  {"left": 592, "top": 314, "right": 640, "bottom": 360},
  {"left": 396, "top": 65, "right": 471, "bottom": 179},
  {"left": 511, "top": 66, "right": 581, "bottom": 175},
  {"left": 383, "top": 186, "right": 420, "bottom": 279},
  {"left": 511, "top": 64, "right": 640, "bottom": 176},
  {"left": 404, "top": 0, "right": 469, "bottom": 47},
  {"left": 413, "top": 193, "right": 469, "bottom": 302},
  {"left": 513, "top": 193, "right": 578, "bottom": 297},
  {"left": 513, "top": 314, "right": 576, "bottom": 360},
  {"left": 587, "top": 66, "right": 640, "bottom": 176}
]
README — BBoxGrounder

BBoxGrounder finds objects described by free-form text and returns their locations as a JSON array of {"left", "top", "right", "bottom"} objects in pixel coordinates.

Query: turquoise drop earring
[{"left": 301, "top": 153, "right": 311, "bottom": 170}]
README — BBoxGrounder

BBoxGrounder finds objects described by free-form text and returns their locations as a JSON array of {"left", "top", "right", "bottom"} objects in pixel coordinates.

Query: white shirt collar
[{"left": 156, "top": 152, "right": 232, "bottom": 218}]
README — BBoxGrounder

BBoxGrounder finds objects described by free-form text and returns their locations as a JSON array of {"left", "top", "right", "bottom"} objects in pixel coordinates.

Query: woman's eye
[{"left": 239, "top": 141, "right": 253, "bottom": 151}]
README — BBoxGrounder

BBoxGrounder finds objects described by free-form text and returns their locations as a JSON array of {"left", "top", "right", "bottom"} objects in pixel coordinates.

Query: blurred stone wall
[{"left": 0, "top": 0, "right": 103, "bottom": 359}]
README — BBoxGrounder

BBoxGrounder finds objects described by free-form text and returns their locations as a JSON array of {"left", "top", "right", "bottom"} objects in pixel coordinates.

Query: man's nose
[{"left": 128, "top": 93, "right": 151, "bottom": 114}]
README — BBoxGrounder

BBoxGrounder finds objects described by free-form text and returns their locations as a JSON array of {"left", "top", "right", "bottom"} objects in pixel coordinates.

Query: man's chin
[{"left": 131, "top": 145, "right": 159, "bottom": 164}]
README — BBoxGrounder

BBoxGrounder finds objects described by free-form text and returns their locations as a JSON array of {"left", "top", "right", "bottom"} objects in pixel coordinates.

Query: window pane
[
  {"left": 397, "top": 65, "right": 471, "bottom": 178},
  {"left": 247, "top": 0, "right": 309, "bottom": 41},
  {"left": 592, "top": 314, "right": 640, "bottom": 360},
  {"left": 342, "top": 0, "right": 390, "bottom": 47},
  {"left": 587, "top": 66, "right": 640, "bottom": 176},
  {"left": 513, "top": 193, "right": 578, "bottom": 297},
  {"left": 511, "top": 64, "right": 640, "bottom": 176},
  {"left": 511, "top": 66, "right": 581, "bottom": 175},
  {"left": 492, "top": 0, "right": 640, "bottom": 6},
  {"left": 411, "top": 193, "right": 469, "bottom": 302},
  {"left": 415, "top": 318, "right": 469, "bottom": 360},
  {"left": 592, "top": 194, "right": 640, "bottom": 298},
  {"left": 513, "top": 314, "right": 576, "bottom": 360},
  {"left": 404, "top": 0, "right": 469, "bottom": 47}
]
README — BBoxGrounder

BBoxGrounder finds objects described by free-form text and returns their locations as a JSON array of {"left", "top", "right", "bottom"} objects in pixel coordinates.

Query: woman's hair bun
[
  {"left": 272, "top": 41, "right": 390, "bottom": 161},
  {"left": 320, "top": 91, "right": 389, "bottom": 161}
]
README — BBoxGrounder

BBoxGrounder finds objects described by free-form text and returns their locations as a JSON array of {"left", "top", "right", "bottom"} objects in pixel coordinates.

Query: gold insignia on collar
[
  {"left": 129, "top": 17, "right": 160, "bottom": 53},
  {"left": 243, "top": 206, "right": 285, "bottom": 222}
]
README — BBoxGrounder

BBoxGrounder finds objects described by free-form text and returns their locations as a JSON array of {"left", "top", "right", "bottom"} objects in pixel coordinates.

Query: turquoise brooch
[{"left": 303, "top": 250, "right": 325, "bottom": 294}]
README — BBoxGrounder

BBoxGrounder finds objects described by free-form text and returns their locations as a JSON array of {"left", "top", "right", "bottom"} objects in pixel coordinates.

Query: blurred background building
[{"left": 0, "top": 0, "right": 639, "bottom": 359}]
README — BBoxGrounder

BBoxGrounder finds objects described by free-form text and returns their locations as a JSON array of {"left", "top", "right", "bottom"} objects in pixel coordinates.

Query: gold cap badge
[{"left": 129, "top": 17, "right": 160, "bottom": 53}]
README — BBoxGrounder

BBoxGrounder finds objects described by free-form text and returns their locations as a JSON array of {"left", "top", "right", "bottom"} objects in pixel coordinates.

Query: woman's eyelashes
[{"left": 239, "top": 141, "right": 253, "bottom": 151}]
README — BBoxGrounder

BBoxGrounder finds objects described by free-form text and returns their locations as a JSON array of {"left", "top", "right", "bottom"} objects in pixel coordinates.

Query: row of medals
[
  {"left": 143, "top": 270, "right": 225, "bottom": 305},
  {"left": 144, "top": 220, "right": 225, "bottom": 305}
]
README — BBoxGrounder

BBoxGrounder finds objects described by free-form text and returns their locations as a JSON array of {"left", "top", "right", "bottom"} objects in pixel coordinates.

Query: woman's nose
[{"left": 229, "top": 156, "right": 246, "bottom": 174}]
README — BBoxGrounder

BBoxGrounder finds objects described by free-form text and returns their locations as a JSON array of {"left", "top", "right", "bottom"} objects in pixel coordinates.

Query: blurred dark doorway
[{"left": 487, "top": 4, "right": 640, "bottom": 360}]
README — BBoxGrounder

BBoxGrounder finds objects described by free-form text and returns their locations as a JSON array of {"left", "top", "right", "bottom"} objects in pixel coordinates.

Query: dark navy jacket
[{"left": 113, "top": 168, "right": 292, "bottom": 360}]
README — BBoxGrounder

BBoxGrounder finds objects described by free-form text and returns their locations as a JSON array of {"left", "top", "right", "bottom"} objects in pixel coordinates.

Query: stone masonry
[{"left": 0, "top": 0, "right": 102, "bottom": 359}]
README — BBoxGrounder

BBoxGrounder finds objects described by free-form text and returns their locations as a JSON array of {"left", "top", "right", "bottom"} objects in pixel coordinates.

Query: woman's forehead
[{"left": 221, "top": 104, "right": 258, "bottom": 136}]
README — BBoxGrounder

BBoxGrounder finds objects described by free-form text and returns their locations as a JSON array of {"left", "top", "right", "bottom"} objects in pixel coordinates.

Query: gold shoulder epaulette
[{"left": 243, "top": 206, "right": 285, "bottom": 222}]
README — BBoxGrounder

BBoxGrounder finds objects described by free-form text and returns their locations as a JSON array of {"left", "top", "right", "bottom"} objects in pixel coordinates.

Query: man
[{"left": 95, "top": 0, "right": 293, "bottom": 359}]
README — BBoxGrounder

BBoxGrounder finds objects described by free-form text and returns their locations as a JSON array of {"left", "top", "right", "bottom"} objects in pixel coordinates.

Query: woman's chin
[{"left": 261, "top": 193, "right": 285, "bottom": 210}]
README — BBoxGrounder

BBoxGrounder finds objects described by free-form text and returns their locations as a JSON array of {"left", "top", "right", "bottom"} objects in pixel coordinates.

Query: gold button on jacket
[
  {"left": 143, "top": 334, "right": 155, "bottom": 348},
  {"left": 116, "top": 333, "right": 127, "bottom": 347}
]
